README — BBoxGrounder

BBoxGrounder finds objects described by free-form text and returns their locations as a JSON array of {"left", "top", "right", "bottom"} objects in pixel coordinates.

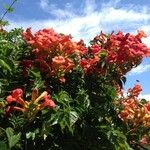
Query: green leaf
[
  {"left": 6, "top": 127, "right": 21, "bottom": 149},
  {"left": 0, "top": 141, "right": 8, "bottom": 150},
  {"left": 70, "top": 111, "right": 79, "bottom": 126},
  {"left": 140, "top": 98, "right": 147, "bottom": 104},
  {"left": 6, "top": 128, "right": 14, "bottom": 139},
  {"left": 26, "top": 129, "right": 39, "bottom": 140},
  {"left": 26, "top": 132, "right": 35, "bottom": 140},
  {"left": 30, "top": 70, "right": 41, "bottom": 78},
  {"left": 0, "top": 59, "right": 11, "bottom": 72},
  {"left": 99, "top": 51, "right": 107, "bottom": 58},
  {"left": 0, "top": 20, "right": 9, "bottom": 26},
  {"left": 109, "top": 130, "right": 133, "bottom": 150},
  {"left": 3, "top": 4, "right": 14, "bottom": 13},
  {"left": 54, "top": 90, "right": 72, "bottom": 107}
]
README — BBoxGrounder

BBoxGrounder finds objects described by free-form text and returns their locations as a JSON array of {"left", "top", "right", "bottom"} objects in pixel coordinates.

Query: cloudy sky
[{"left": 0, "top": 0, "right": 150, "bottom": 99}]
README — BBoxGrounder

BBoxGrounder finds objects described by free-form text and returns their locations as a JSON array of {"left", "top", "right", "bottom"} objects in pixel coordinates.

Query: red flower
[
  {"left": 52, "top": 56, "right": 66, "bottom": 65},
  {"left": 23, "top": 28, "right": 62, "bottom": 51},
  {"left": 59, "top": 76, "right": 66, "bottom": 83},
  {"left": 6, "top": 95, "right": 16, "bottom": 104},
  {"left": 5, "top": 89, "right": 56, "bottom": 119},
  {"left": 33, "top": 91, "right": 56, "bottom": 109},
  {"left": 6, "top": 89, "right": 25, "bottom": 107},
  {"left": 90, "top": 45, "right": 101, "bottom": 55},
  {"left": 128, "top": 84, "right": 142, "bottom": 97},
  {"left": 80, "top": 56, "right": 100, "bottom": 74},
  {"left": 136, "top": 30, "right": 147, "bottom": 39},
  {"left": 39, "top": 93, "right": 56, "bottom": 109},
  {"left": 139, "top": 135, "right": 149, "bottom": 145},
  {"left": 11, "top": 88, "right": 23, "bottom": 99},
  {"left": 144, "top": 102, "right": 150, "bottom": 112},
  {"left": 40, "top": 98, "right": 56, "bottom": 109},
  {"left": 90, "top": 31, "right": 150, "bottom": 76}
]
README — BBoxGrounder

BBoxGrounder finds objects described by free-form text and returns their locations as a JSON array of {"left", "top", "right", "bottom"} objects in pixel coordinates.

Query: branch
[{"left": 0, "top": 0, "right": 18, "bottom": 22}]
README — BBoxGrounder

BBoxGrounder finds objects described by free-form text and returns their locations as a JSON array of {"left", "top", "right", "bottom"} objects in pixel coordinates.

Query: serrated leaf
[
  {"left": 10, "top": 134, "right": 21, "bottom": 148},
  {"left": 6, "top": 127, "right": 21, "bottom": 148},
  {"left": 6, "top": 128, "right": 14, "bottom": 139},
  {"left": 76, "top": 89, "right": 90, "bottom": 110},
  {"left": 107, "top": 130, "right": 133, "bottom": 150}
]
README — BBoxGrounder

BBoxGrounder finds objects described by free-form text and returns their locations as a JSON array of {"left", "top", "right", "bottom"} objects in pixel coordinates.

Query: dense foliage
[{"left": 0, "top": 25, "right": 150, "bottom": 150}]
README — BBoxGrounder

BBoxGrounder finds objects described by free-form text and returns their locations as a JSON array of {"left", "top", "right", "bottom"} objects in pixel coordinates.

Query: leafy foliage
[{"left": 0, "top": 24, "right": 150, "bottom": 150}]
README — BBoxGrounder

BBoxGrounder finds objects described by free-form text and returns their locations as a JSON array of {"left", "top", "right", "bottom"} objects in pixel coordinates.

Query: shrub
[{"left": 0, "top": 26, "right": 150, "bottom": 150}]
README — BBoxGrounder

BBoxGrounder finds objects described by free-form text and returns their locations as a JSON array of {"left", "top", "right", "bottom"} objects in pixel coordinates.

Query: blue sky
[{"left": 0, "top": 0, "right": 150, "bottom": 98}]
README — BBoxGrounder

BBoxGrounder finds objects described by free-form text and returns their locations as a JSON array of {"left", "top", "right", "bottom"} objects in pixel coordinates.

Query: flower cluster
[
  {"left": 92, "top": 31, "right": 149, "bottom": 63},
  {"left": 23, "top": 28, "right": 87, "bottom": 82},
  {"left": 87, "top": 31, "right": 150, "bottom": 75},
  {"left": 127, "top": 84, "right": 142, "bottom": 97},
  {"left": 80, "top": 55, "right": 100, "bottom": 74},
  {"left": 118, "top": 84, "right": 150, "bottom": 128},
  {"left": 22, "top": 28, "right": 150, "bottom": 80},
  {"left": 6, "top": 88, "right": 56, "bottom": 120}
]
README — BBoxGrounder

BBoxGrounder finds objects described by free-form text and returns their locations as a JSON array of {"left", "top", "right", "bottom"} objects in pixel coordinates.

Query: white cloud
[
  {"left": 142, "top": 36, "right": 150, "bottom": 47},
  {"left": 39, "top": 0, "right": 76, "bottom": 19},
  {"left": 40, "top": 0, "right": 48, "bottom": 9},
  {"left": 139, "top": 94, "right": 150, "bottom": 100},
  {"left": 140, "top": 25, "right": 150, "bottom": 33},
  {"left": 140, "top": 25, "right": 150, "bottom": 47},
  {"left": 6, "top": 0, "right": 150, "bottom": 44},
  {"left": 128, "top": 64, "right": 150, "bottom": 76},
  {"left": 84, "top": 0, "right": 97, "bottom": 15},
  {"left": 101, "top": 8, "right": 150, "bottom": 23},
  {"left": 119, "top": 93, "right": 150, "bottom": 100}
]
